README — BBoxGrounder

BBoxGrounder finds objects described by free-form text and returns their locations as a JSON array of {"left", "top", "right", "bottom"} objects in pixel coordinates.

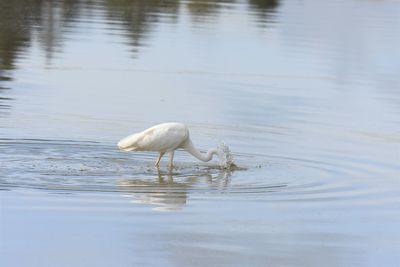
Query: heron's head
[
  {"left": 117, "top": 134, "right": 139, "bottom": 151},
  {"left": 117, "top": 139, "right": 126, "bottom": 150}
]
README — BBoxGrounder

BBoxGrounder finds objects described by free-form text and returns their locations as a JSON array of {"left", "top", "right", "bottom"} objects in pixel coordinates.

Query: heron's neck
[{"left": 183, "top": 140, "right": 221, "bottom": 162}]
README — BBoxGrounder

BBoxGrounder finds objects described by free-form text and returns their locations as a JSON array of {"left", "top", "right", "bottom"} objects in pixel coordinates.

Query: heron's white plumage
[
  {"left": 118, "top": 122, "right": 188, "bottom": 152},
  {"left": 117, "top": 122, "right": 221, "bottom": 166}
]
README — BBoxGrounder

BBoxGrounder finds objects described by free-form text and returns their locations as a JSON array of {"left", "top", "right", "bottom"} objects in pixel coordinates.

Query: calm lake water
[{"left": 1, "top": 0, "right": 399, "bottom": 266}]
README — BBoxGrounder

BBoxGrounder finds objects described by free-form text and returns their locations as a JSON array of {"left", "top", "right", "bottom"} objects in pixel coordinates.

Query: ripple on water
[{"left": 0, "top": 138, "right": 398, "bottom": 211}]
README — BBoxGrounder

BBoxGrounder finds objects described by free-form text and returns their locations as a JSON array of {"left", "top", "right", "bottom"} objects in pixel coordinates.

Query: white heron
[{"left": 117, "top": 122, "right": 223, "bottom": 167}]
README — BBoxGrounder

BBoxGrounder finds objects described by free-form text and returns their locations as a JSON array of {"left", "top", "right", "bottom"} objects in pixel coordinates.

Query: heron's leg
[
  {"left": 155, "top": 152, "right": 165, "bottom": 166},
  {"left": 168, "top": 151, "right": 175, "bottom": 167}
]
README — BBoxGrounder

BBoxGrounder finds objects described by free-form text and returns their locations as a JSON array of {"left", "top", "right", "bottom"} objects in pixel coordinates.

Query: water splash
[{"left": 218, "top": 143, "right": 235, "bottom": 169}]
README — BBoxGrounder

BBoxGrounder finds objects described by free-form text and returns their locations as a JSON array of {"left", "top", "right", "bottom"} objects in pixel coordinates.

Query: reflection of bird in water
[
  {"left": 117, "top": 122, "right": 224, "bottom": 167},
  {"left": 118, "top": 168, "right": 232, "bottom": 211}
]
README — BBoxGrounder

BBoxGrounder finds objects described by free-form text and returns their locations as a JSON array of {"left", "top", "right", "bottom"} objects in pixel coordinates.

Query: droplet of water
[{"left": 218, "top": 143, "right": 235, "bottom": 169}]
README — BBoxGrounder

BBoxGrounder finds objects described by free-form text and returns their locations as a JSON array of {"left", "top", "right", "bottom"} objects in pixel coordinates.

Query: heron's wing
[{"left": 137, "top": 125, "right": 188, "bottom": 151}]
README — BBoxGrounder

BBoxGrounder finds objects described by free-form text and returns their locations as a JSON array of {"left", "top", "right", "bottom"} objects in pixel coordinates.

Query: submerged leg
[
  {"left": 168, "top": 151, "right": 175, "bottom": 167},
  {"left": 155, "top": 152, "right": 165, "bottom": 166}
]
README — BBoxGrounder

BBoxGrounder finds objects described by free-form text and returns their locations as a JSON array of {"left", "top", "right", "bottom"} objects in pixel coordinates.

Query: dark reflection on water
[
  {"left": 0, "top": 1, "right": 33, "bottom": 70},
  {"left": 105, "top": 0, "right": 180, "bottom": 51},
  {"left": 0, "top": 0, "right": 281, "bottom": 126},
  {"left": 186, "top": 0, "right": 234, "bottom": 23},
  {"left": 0, "top": 0, "right": 280, "bottom": 72},
  {"left": 0, "top": 96, "right": 12, "bottom": 110},
  {"left": 248, "top": 0, "right": 279, "bottom": 25},
  {"left": 0, "top": 1, "right": 88, "bottom": 70}
]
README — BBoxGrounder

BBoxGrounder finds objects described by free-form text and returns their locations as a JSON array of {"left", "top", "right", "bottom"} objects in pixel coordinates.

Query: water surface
[{"left": 1, "top": 0, "right": 399, "bottom": 266}]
